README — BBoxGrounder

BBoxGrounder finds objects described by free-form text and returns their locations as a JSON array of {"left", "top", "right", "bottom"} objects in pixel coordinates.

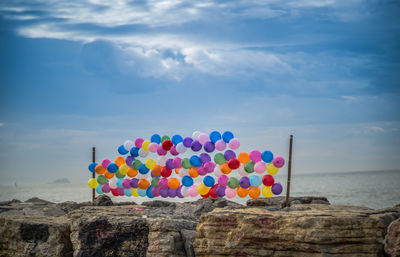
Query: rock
[
  {"left": 384, "top": 218, "right": 400, "bottom": 256},
  {"left": 180, "top": 229, "right": 196, "bottom": 257},
  {"left": 246, "top": 196, "right": 330, "bottom": 208},
  {"left": 0, "top": 199, "right": 21, "bottom": 205},
  {"left": 194, "top": 204, "right": 400, "bottom": 257},
  {"left": 93, "top": 195, "right": 113, "bottom": 206},
  {"left": 25, "top": 197, "right": 54, "bottom": 205},
  {"left": 142, "top": 200, "right": 177, "bottom": 208}
]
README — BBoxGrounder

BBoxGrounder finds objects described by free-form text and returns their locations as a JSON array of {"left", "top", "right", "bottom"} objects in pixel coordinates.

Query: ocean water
[{"left": 0, "top": 170, "right": 399, "bottom": 210}]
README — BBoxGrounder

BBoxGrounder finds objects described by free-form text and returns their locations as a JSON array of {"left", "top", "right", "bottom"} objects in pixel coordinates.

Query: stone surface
[
  {"left": 247, "top": 196, "right": 330, "bottom": 208},
  {"left": 194, "top": 204, "right": 400, "bottom": 257},
  {"left": 93, "top": 195, "right": 114, "bottom": 206},
  {"left": 384, "top": 218, "right": 400, "bottom": 256}
]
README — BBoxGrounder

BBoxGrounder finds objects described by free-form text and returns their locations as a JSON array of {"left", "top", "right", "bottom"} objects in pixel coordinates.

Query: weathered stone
[
  {"left": 93, "top": 194, "right": 114, "bottom": 206},
  {"left": 25, "top": 197, "right": 54, "bottom": 205},
  {"left": 247, "top": 196, "right": 330, "bottom": 208},
  {"left": 142, "top": 200, "right": 177, "bottom": 208},
  {"left": 384, "top": 218, "right": 400, "bottom": 256},
  {"left": 181, "top": 229, "right": 196, "bottom": 257}
]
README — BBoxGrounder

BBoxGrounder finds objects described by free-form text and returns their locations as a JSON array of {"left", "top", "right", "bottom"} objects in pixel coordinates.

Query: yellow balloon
[
  {"left": 197, "top": 183, "right": 210, "bottom": 195},
  {"left": 88, "top": 178, "right": 98, "bottom": 189},
  {"left": 145, "top": 158, "right": 156, "bottom": 169},
  {"left": 131, "top": 188, "right": 139, "bottom": 197},
  {"left": 262, "top": 186, "right": 273, "bottom": 198},
  {"left": 119, "top": 164, "right": 128, "bottom": 175},
  {"left": 267, "top": 163, "right": 279, "bottom": 175},
  {"left": 142, "top": 140, "right": 151, "bottom": 151}
]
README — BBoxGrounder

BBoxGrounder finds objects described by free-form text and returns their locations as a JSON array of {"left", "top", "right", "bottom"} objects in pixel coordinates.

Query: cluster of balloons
[{"left": 87, "top": 131, "right": 284, "bottom": 199}]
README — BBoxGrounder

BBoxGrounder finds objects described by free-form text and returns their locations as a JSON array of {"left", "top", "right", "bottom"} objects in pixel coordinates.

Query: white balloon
[
  {"left": 109, "top": 178, "right": 117, "bottom": 189},
  {"left": 181, "top": 186, "right": 190, "bottom": 197},
  {"left": 238, "top": 164, "right": 248, "bottom": 176},
  {"left": 176, "top": 143, "right": 187, "bottom": 153},
  {"left": 192, "top": 131, "right": 201, "bottom": 140},
  {"left": 137, "top": 173, "right": 148, "bottom": 179},
  {"left": 139, "top": 148, "right": 148, "bottom": 158},
  {"left": 214, "top": 167, "right": 222, "bottom": 177},
  {"left": 123, "top": 140, "right": 134, "bottom": 151},
  {"left": 157, "top": 156, "right": 168, "bottom": 166},
  {"left": 179, "top": 168, "right": 189, "bottom": 178}
]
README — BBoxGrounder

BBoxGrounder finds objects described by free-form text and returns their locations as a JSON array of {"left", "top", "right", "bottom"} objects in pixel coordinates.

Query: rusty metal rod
[{"left": 285, "top": 135, "right": 293, "bottom": 207}]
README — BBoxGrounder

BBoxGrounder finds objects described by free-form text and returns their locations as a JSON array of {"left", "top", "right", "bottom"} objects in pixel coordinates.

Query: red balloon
[
  {"left": 228, "top": 158, "right": 240, "bottom": 169},
  {"left": 162, "top": 140, "right": 173, "bottom": 151},
  {"left": 111, "top": 188, "right": 119, "bottom": 196},
  {"left": 209, "top": 184, "right": 218, "bottom": 198},
  {"left": 201, "top": 191, "right": 210, "bottom": 198},
  {"left": 161, "top": 166, "right": 172, "bottom": 177},
  {"left": 262, "top": 175, "right": 275, "bottom": 186}
]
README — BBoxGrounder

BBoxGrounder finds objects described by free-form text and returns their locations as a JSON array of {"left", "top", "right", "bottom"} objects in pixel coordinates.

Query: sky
[{"left": 0, "top": 0, "right": 399, "bottom": 184}]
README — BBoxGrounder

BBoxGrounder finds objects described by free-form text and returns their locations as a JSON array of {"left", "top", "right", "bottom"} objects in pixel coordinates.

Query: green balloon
[
  {"left": 181, "top": 158, "right": 192, "bottom": 169},
  {"left": 161, "top": 135, "right": 170, "bottom": 142},
  {"left": 151, "top": 177, "right": 160, "bottom": 187},
  {"left": 132, "top": 160, "right": 142, "bottom": 170},
  {"left": 115, "top": 170, "right": 125, "bottom": 179},
  {"left": 97, "top": 175, "right": 108, "bottom": 185},
  {"left": 214, "top": 153, "right": 226, "bottom": 165},
  {"left": 244, "top": 161, "right": 255, "bottom": 173},
  {"left": 227, "top": 177, "right": 239, "bottom": 189}
]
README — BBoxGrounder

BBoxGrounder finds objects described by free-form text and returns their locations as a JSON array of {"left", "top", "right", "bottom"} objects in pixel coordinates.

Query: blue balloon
[
  {"left": 250, "top": 175, "right": 262, "bottom": 187},
  {"left": 138, "top": 164, "right": 150, "bottom": 174},
  {"left": 138, "top": 188, "right": 147, "bottom": 197},
  {"left": 88, "top": 162, "right": 97, "bottom": 173},
  {"left": 118, "top": 145, "right": 129, "bottom": 155},
  {"left": 151, "top": 134, "right": 161, "bottom": 144},
  {"left": 116, "top": 178, "right": 124, "bottom": 188},
  {"left": 146, "top": 186, "right": 154, "bottom": 198},
  {"left": 124, "top": 189, "right": 132, "bottom": 197},
  {"left": 107, "top": 163, "right": 119, "bottom": 173},
  {"left": 222, "top": 131, "right": 234, "bottom": 143},
  {"left": 171, "top": 134, "right": 184, "bottom": 145},
  {"left": 182, "top": 176, "right": 194, "bottom": 187},
  {"left": 96, "top": 185, "right": 103, "bottom": 194},
  {"left": 190, "top": 155, "right": 202, "bottom": 167},
  {"left": 261, "top": 150, "right": 274, "bottom": 163},
  {"left": 130, "top": 147, "right": 139, "bottom": 157},
  {"left": 209, "top": 131, "right": 222, "bottom": 143},
  {"left": 203, "top": 176, "right": 215, "bottom": 187}
]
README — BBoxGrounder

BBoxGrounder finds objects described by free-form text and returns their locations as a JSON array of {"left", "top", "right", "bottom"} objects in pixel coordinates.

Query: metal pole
[
  {"left": 92, "top": 147, "right": 96, "bottom": 204},
  {"left": 285, "top": 135, "right": 293, "bottom": 207}
]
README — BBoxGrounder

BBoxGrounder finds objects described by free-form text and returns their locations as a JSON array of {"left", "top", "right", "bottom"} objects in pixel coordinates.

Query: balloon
[
  {"left": 271, "top": 182, "right": 283, "bottom": 195},
  {"left": 190, "top": 155, "right": 202, "bottom": 167},
  {"left": 137, "top": 173, "right": 148, "bottom": 179},
  {"left": 138, "top": 178, "right": 150, "bottom": 189},
  {"left": 94, "top": 186, "right": 102, "bottom": 195},
  {"left": 109, "top": 178, "right": 117, "bottom": 189},
  {"left": 188, "top": 184, "right": 199, "bottom": 197},
  {"left": 151, "top": 177, "right": 160, "bottom": 187},
  {"left": 244, "top": 161, "right": 255, "bottom": 173},
  {"left": 183, "top": 137, "right": 193, "bottom": 147},
  {"left": 209, "top": 185, "right": 218, "bottom": 198},
  {"left": 197, "top": 165, "right": 207, "bottom": 176},
  {"left": 104, "top": 171, "right": 115, "bottom": 179},
  {"left": 138, "top": 164, "right": 150, "bottom": 174},
  {"left": 115, "top": 170, "right": 125, "bottom": 179},
  {"left": 122, "top": 178, "right": 131, "bottom": 189},
  {"left": 101, "top": 159, "right": 111, "bottom": 169},
  {"left": 238, "top": 152, "right": 250, "bottom": 164},
  {"left": 249, "top": 150, "right": 262, "bottom": 163},
  {"left": 138, "top": 148, "right": 149, "bottom": 158},
  {"left": 145, "top": 158, "right": 156, "bottom": 169},
  {"left": 204, "top": 162, "right": 216, "bottom": 173},
  {"left": 88, "top": 178, "right": 98, "bottom": 189},
  {"left": 176, "top": 142, "right": 187, "bottom": 153},
  {"left": 267, "top": 163, "right": 279, "bottom": 175},
  {"left": 197, "top": 183, "right": 210, "bottom": 195},
  {"left": 117, "top": 187, "right": 125, "bottom": 196},
  {"left": 115, "top": 156, "right": 125, "bottom": 167},
  {"left": 157, "top": 146, "right": 167, "bottom": 156},
  {"left": 214, "top": 167, "right": 222, "bottom": 177},
  {"left": 127, "top": 167, "right": 138, "bottom": 177},
  {"left": 250, "top": 175, "right": 262, "bottom": 187},
  {"left": 254, "top": 161, "right": 266, "bottom": 174},
  {"left": 203, "top": 141, "right": 215, "bottom": 153},
  {"left": 177, "top": 186, "right": 184, "bottom": 198},
  {"left": 132, "top": 160, "right": 142, "bottom": 170},
  {"left": 181, "top": 186, "right": 190, "bottom": 197},
  {"left": 125, "top": 156, "right": 135, "bottom": 167},
  {"left": 168, "top": 188, "right": 177, "bottom": 198},
  {"left": 161, "top": 135, "right": 170, "bottom": 142},
  {"left": 191, "top": 140, "right": 202, "bottom": 151},
  {"left": 130, "top": 147, "right": 139, "bottom": 157},
  {"left": 228, "top": 158, "right": 240, "bottom": 169},
  {"left": 227, "top": 177, "right": 239, "bottom": 189},
  {"left": 224, "top": 150, "right": 236, "bottom": 161},
  {"left": 116, "top": 178, "right": 124, "bottom": 188},
  {"left": 249, "top": 186, "right": 260, "bottom": 198},
  {"left": 97, "top": 175, "right": 108, "bottom": 185},
  {"left": 218, "top": 175, "right": 229, "bottom": 187},
  {"left": 272, "top": 156, "right": 285, "bottom": 168},
  {"left": 151, "top": 186, "right": 160, "bottom": 197},
  {"left": 101, "top": 183, "right": 111, "bottom": 193},
  {"left": 198, "top": 133, "right": 210, "bottom": 145},
  {"left": 173, "top": 157, "right": 182, "bottom": 169},
  {"left": 179, "top": 168, "right": 189, "bottom": 178},
  {"left": 261, "top": 150, "right": 274, "bottom": 163},
  {"left": 220, "top": 162, "right": 232, "bottom": 174},
  {"left": 188, "top": 167, "right": 199, "bottom": 178},
  {"left": 130, "top": 178, "right": 139, "bottom": 188},
  {"left": 166, "top": 159, "right": 175, "bottom": 170},
  {"left": 222, "top": 131, "right": 234, "bottom": 143},
  {"left": 170, "top": 145, "right": 179, "bottom": 156},
  {"left": 237, "top": 164, "right": 248, "bottom": 177},
  {"left": 181, "top": 158, "right": 192, "bottom": 169},
  {"left": 192, "top": 131, "right": 201, "bottom": 140},
  {"left": 151, "top": 165, "right": 162, "bottom": 176},
  {"left": 262, "top": 174, "right": 274, "bottom": 186},
  {"left": 160, "top": 188, "right": 169, "bottom": 198},
  {"left": 262, "top": 186, "right": 273, "bottom": 198},
  {"left": 158, "top": 178, "right": 168, "bottom": 189},
  {"left": 138, "top": 189, "right": 146, "bottom": 197},
  {"left": 203, "top": 176, "right": 215, "bottom": 187},
  {"left": 157, "top": 156, "right": 168, "bottom": 166},
  {"left": 142, "top": 140, "right": 151, "bottom": 151},
  {"left": 228, "top": 138, "right": 240, "bottom": 150},
  {"left": 95, "top": 164, "right": 106, "bottom": 175},
  {"left": 118, "top": 145, "right": 129, "bottom": 155},
  {"left": 215, "top": 140, "right": 226, "bottom": 151},
  {"left": 135, "top": 138, "right": 144, "bottom": 148},
  {"left": 162, "top": 139, "right": 173, "bottom": 151},
  {"left": 151, "top": 134, "right": 161, "bottom": 144},
  {"left": 131, "top": 188, "right": 139, "bottom": 197},
  {"left": 168, "top": 178, "right": 180, "bottom": 189},
  {"left": 107, "top": 163, "right": 119, "bottom": 173},
  {"left": 215, "top": 185, "right": 226, "bottom": 197},
  {"left": 182, "top": 175, "right": 194, "bottom": 187},
  {"left": 111, "top": 188, "right": 119, "bottom": 196},
  {"left": 161, "top": 167, "right": 172, "bottom": 177},
  {"left": 239, "top": 177, "right": 250, "bottom": 189},
  {"left": 123, "top": 140, "right": 134, "bottom": 151},
  {"left": 146, "top": 186, "right": 154, "bottom": 198},
  {"left": 237, "top": 186, "right": 249, "bottom": 197},
  {"left": 199, "top": 153, "right": 211, "bottom": 164},
  {"left": 214, "top": 153, "right": 226, "bottom": 165},
  {"left": 225, "top": 188, "right": 236, "bottom": 198},
  {"left": 124, "top": 188, "right": 132, "bottom": 197},
  {"left": 148, "top": 143, "right": 159, "bottom": 153},
  {"left": 172, "top": 134, "right": 184, "bottom": 145},
  {"left": 209, "top": 131, "right": 222, "bottom": 143}
]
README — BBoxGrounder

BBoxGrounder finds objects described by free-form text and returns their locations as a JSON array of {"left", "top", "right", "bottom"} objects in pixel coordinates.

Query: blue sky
[{"left": 0, "top": 0, "right": 399, "bottom": 184}]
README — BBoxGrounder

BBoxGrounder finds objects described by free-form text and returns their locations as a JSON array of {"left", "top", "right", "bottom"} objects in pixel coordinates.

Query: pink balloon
[
  {"left": 188, "top": 183, "right": 199, "bottom": 197},
  {"left": 148, "top": 143, "right": 159, "bottom": 153},
  {"left": 273, "top": 156, "right": 285, "bottom": 168},
  {"left": 228, "top": 138, "right": 240, "bottom": 150},
  {"left": 173, "top": 157, "right": 182, "bottom": 169},
  {"left": 249, "top": 150, "right": 262, "bottom": 162},
  {"left": 135, "top": 138, "right": 144, "bottom": 148},
  {"left": 225, "top": 188, "right": 237, "bottom": 198},
  {"left": 116, "top": 187, "right": 125, "bottom": 196},
  {"left": 198, "top": 133, "right": 210, "bottom": 145},
  {"left": 204, "top": 162, "right": 216, "bottom": 173},
  {"left": 197, "top": 165, "right": 207, "bottom": 176},
  {"left": 218, "top": 175, "right": 229, "bottom": 187},
  {"left": 254, "top": 161, "right": 266, "bottom": 174},
  {"left": 101, "top": 159, "right": 111, "bottom": 169},
  {"left": 157, "top": 145, "right": 167, "bottom": 156},
  {"left": 170, "top": 145, "right": 179, "bottom": 156},
  {"left": 215, "top": 140, "right": 226, "bottom": 151},
  {"left": 101, "top": 183, "right": 110, "bottom": 193}
]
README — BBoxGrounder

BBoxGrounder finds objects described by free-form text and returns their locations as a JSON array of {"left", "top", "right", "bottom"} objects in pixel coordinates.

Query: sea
[{"left": 1, "top": 170, "right": 399, "bottom": 210}]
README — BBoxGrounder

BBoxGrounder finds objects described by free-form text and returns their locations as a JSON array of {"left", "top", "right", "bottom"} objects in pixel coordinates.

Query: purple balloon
[
  {"left": 158, "top": 178, "right": 168, "bottom": 189},
  {"left": 160, "top": 188, "right": 169, "bottom": 198},
  {"left": 176, "top": 185, "right": 184, "bottom": 198},
  {"left": 197, "top": 165, "right": 207, "bottom": 176},
  {"left": 168, "top": 188, "right": 177, "bottom": 198},
  {"left": 204, "top": 162, "right": 216, "bottom": 173},
  {"left": 204, "top": 141, "right": 215, "bottom": 153},
  {"left": 216, "top": 185, "right": 226, "bottom": 197},
  {"left": 271, "top": 182, "right": 283, "bottom": 195},
  {"left": 117, "top": 187, "right": 125, "bottom": 196},
  {"left": 130, "top": 178, "right": 139, "bottom": 188},
  {"left": 125, "top": 156, "right": 135, "bottom": 167},
  {"left": 218, "top": 175, "right": 229, "bottom": 187},
  {"left": 183, "top": 137, "right": 193, "bottom": 147},
  {"left": 151, "top": 187, "right": 160, "bottom": 197},
  {"left": 122, "top": 179, "right": 131, "bottom": 189},
  {"left": 199, "top": 153, "right": 211, "bottom": 164},
  {"left": 191, "top": 140, "right": 202, "bottom": 152},
  {"left": 239, "top": 177, "right": 250, "bottom": 189},
  {"left": 166, "top": 159, "right": 175, "bottom": 170},
  {"left": 224, "top": 150, "right": 236, "bottom": 161}
]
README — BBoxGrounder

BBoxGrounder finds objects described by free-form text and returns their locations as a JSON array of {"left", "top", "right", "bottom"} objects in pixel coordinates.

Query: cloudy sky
[{"left": 0, "top": 0, "right": 399, "bottom": 184}]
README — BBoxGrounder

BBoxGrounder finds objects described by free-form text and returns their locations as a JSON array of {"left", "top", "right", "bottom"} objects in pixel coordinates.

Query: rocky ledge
[{"left": 0, "top": 196, "right": 399, "bottom": 257}]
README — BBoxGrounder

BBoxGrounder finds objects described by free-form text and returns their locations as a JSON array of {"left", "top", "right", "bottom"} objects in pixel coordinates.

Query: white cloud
[{"left": 0, "top": 122, "right": 4, "bottom": 127}]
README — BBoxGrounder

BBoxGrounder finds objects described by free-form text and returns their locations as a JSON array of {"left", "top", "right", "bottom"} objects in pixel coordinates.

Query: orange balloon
[
  {"left": 237, "top": 186, "right": 249, "bottom": 198},
  {"left": 175, "top": 168, "right": 180, "bottom": 174},
  {"left": 189, "top": 167, "right": 199, "bottom": 178},
  {"left": 249, "top": 186, "right": 260, "bottom": 199},
  {"left": 168, "top": 178, "right": 180, "bottom": 189},
  {"left": 238, "top": 152, "right": 250, "bottom": 164},
  {"left": 138, "top": 179, "right": 150, "bottom": 189},
  {"left": 220, "top": 162, "right": 232, "bottom": 174},
  {"left": 115, "top": 156, "right": 125, "bottom": 167},
  {"left": 152, "top": 165, "right": 162, "bottom": 176},
  {"left": 104, "top": 171, "right": 114, "bottom": 179},
  {"left": 95, "top": 164, "right": 106, "bottom": 175},
  {"left": 127, "top": 167, "right": 138, "bottom": 178}
]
